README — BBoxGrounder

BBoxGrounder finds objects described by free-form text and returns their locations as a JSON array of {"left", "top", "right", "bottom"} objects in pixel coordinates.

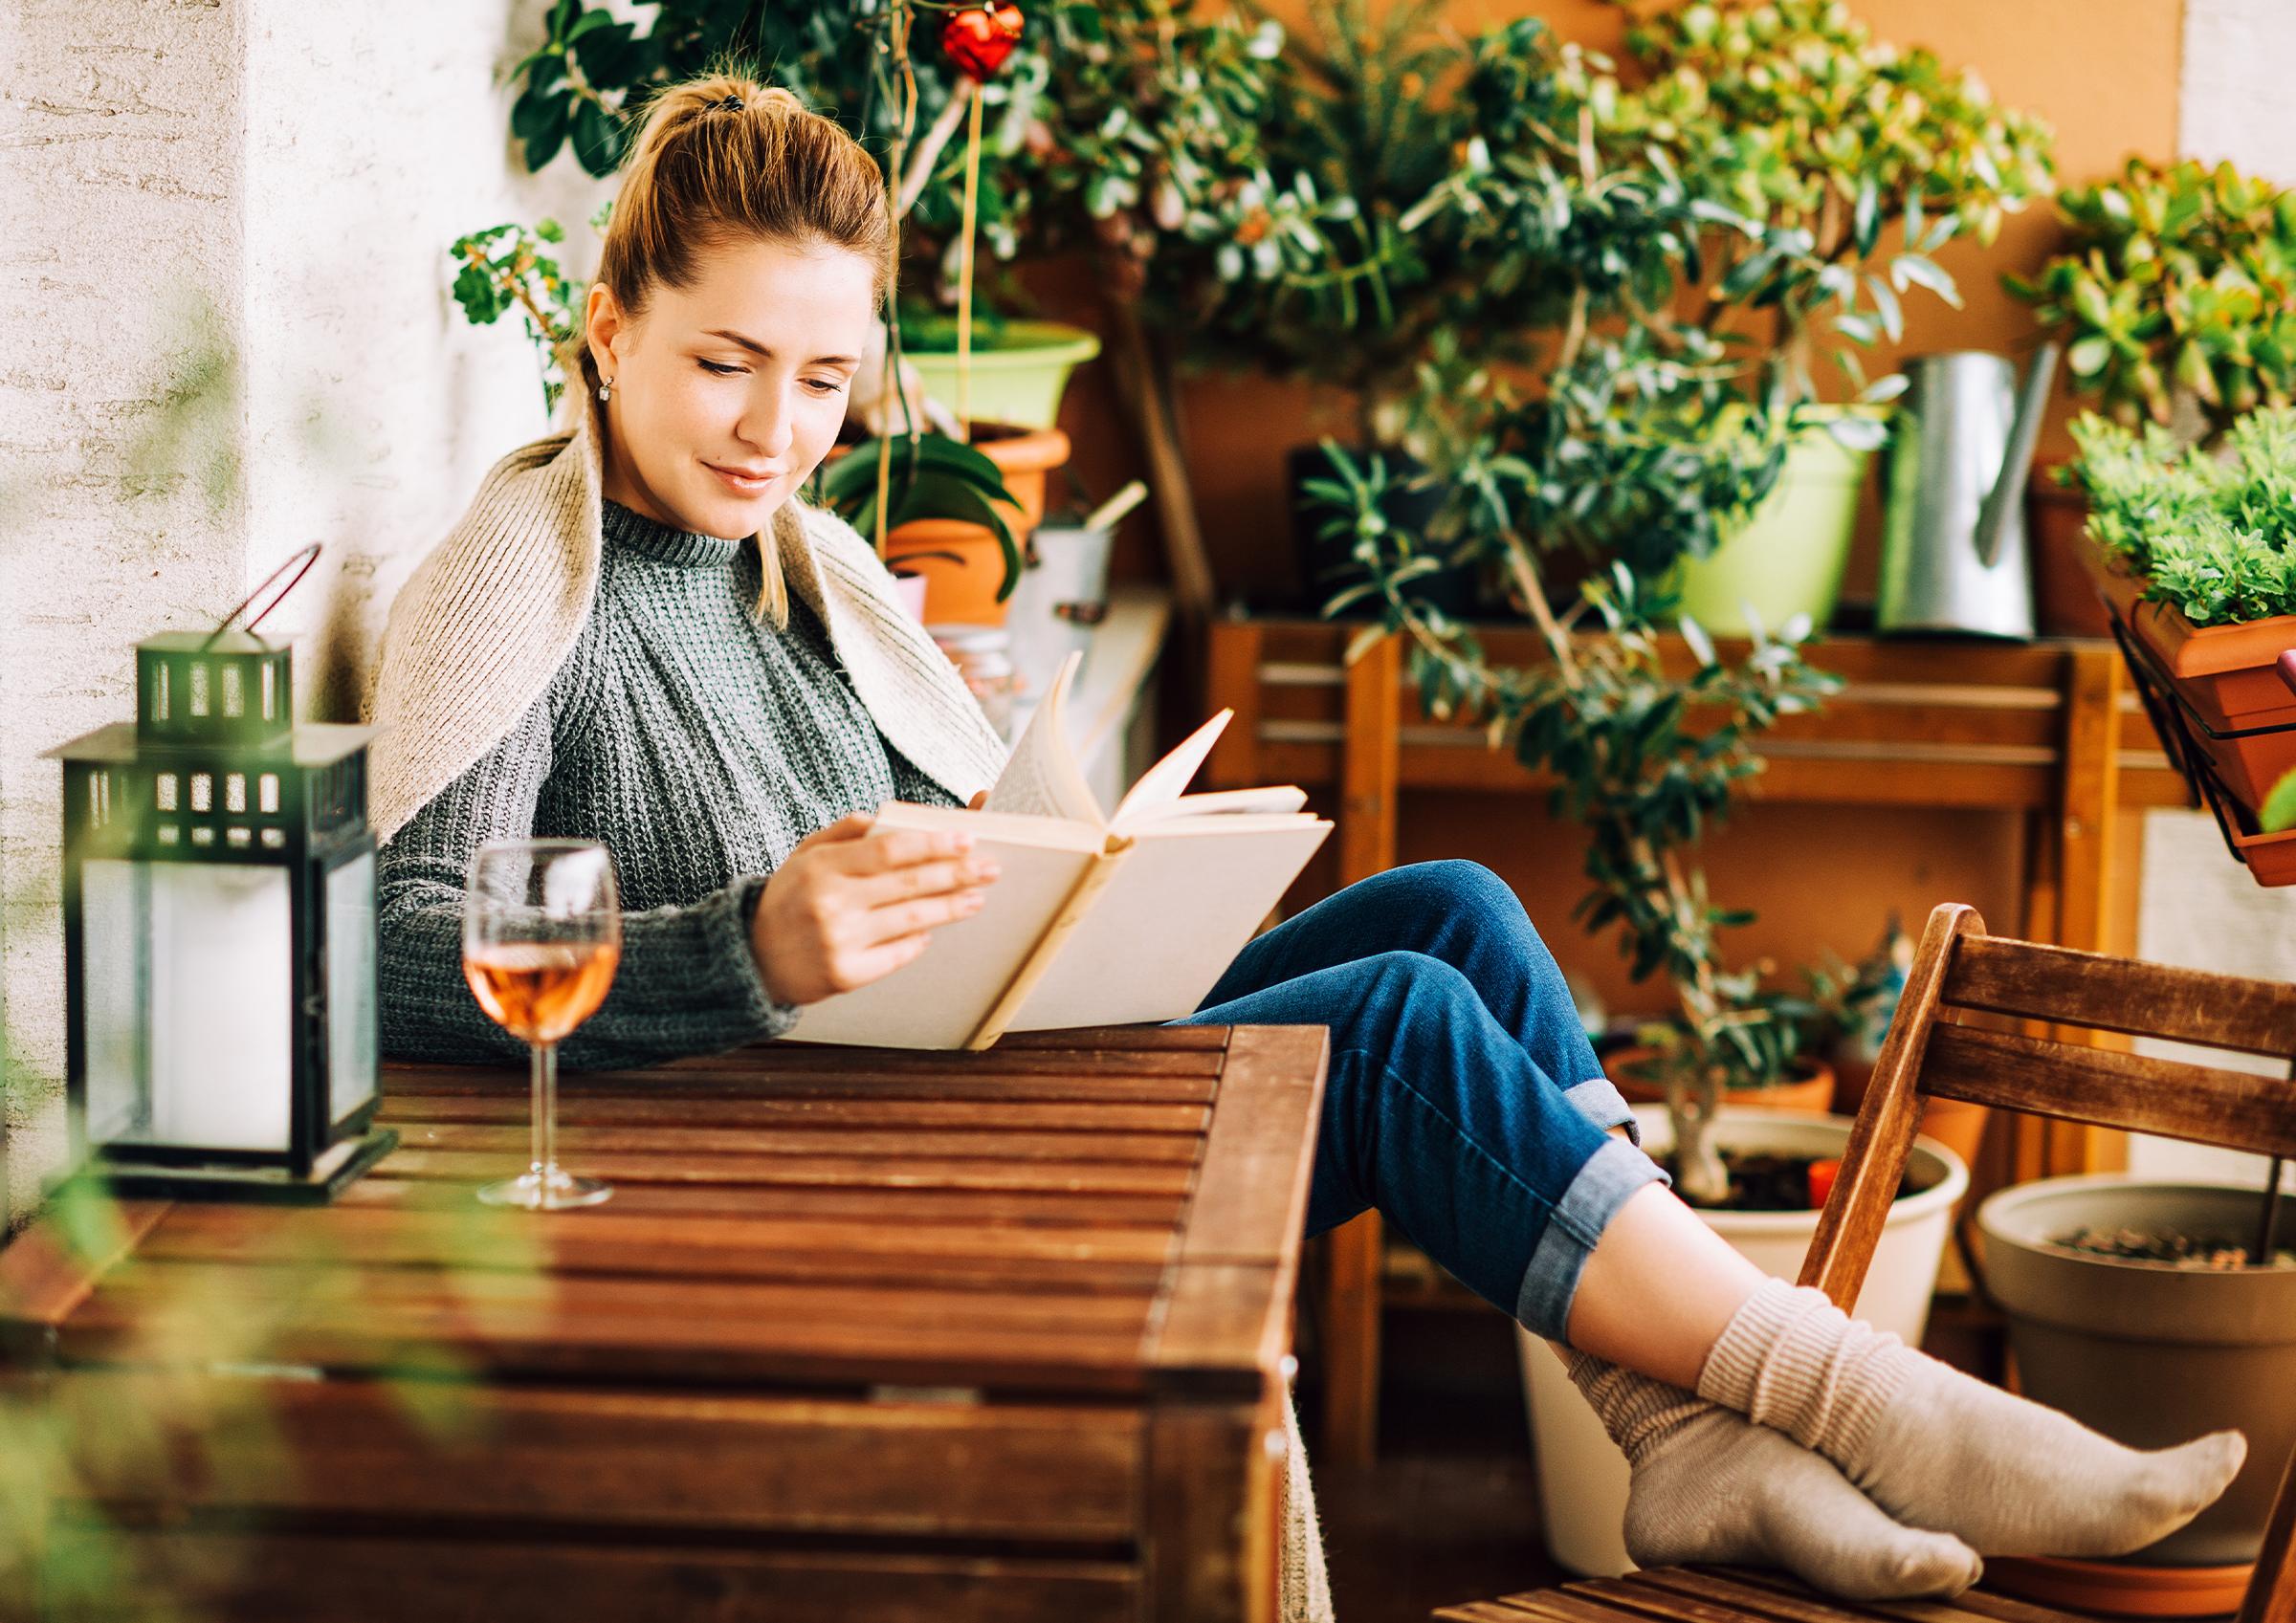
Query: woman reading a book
[{"left": 367, "top": 73, "right": 2242, "bottom": 1608}]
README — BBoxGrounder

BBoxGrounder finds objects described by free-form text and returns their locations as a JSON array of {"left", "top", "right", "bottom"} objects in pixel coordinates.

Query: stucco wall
[{"left": 1, "top": 0, "right": 612, "bottom": 1231}]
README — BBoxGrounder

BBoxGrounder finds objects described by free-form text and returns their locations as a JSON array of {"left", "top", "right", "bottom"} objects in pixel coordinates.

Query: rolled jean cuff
[
  {"left": 1512, "top": 1134, "right": 1672, "bottom": 1341},
  {"left": 1562, "top": 1077, "right": 1640, "bottom": 1146}
]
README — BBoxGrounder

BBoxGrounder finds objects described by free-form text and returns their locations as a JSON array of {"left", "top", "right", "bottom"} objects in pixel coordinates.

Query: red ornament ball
[{"left": 941, "top": 2, "right": 1024, "bottom": 82}]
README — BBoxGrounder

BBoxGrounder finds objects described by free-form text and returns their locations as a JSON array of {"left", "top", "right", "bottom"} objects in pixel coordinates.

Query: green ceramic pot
[
  {"left": 901, "top": 318, "right": 1102, "bottom": 431},
  {"left": 1670, "top": 406, "right": 1888, "bottom": 636}
]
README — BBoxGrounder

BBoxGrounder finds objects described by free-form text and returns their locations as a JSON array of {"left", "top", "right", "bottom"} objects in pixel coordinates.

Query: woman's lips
[{"left": 706, "top": 462, "right": 783, "bottom": 494}]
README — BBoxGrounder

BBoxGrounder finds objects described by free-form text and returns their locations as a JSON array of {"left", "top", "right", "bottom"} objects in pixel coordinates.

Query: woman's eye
[
  {"left": 697, "top": 360, "right": 742, "bottom": 377},
  {"left": 806, "top": 378, "right": 848, "bottom": 395}
]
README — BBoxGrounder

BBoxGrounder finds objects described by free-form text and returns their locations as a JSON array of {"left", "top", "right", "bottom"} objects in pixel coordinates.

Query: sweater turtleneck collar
[{"left": 602, "top": 497, "right": 744, "bottom": 570}]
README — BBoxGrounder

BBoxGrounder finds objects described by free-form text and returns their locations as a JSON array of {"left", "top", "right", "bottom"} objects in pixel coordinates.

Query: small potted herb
[{"left": 2069, "top": 406, "right": 2296, "bottom": 820}]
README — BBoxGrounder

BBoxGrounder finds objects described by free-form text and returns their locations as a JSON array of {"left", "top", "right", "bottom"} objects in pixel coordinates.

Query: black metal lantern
[{"left": 43, "top": 550, "right": 396, "bottom": 1201}]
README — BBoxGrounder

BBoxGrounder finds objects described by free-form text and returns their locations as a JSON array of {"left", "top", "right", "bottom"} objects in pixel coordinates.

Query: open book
[{"left": 781, "top": 649, "right": 1333, "bottom": 1049}]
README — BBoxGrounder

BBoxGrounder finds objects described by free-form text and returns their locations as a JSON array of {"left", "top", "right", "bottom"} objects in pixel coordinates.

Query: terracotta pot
[
  {"left": 2029, "top": 460, "right": 2113, "bottom": 639},
  {"left": 2080, "top": 544, "right": 2296, "bottom": 814},
  {"left": 830, "top": 425, "right": 1072, "bottom": 628},
  {"left": 1610, "top": 1046, "right": 1838, "bottom": 1115}
]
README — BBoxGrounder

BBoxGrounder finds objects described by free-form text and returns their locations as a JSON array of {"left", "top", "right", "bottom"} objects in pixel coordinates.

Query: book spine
[{"left": 963, "top": 835, "right": 1137, "bottom": 1050}]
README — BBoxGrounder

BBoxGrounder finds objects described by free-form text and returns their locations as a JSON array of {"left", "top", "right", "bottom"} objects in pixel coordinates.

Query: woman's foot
[
  {"left": 1564, "top": 1349, "right": 1984, "bottom": 1599},
  {"left": 1696, "top": 1278, "right": 2247, "bottom": 1557}
]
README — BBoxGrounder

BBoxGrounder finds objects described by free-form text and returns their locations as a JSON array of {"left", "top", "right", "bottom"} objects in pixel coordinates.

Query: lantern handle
[{"left": 202, "top": 542, "right": 322, "bottom": 651}]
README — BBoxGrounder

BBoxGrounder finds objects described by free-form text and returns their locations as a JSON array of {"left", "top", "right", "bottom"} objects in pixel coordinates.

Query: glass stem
[{"left": 531, "top": 1040, "right": 559, "bottom": 1180}]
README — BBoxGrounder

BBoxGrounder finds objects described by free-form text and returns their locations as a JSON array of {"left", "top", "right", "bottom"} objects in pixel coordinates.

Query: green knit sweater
[{"left": 377, "top": 497, "right": 962, "bottom": 1069}]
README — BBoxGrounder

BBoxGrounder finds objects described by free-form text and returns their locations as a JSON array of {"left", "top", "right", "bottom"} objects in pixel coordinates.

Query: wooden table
[
  {"left": 0, "top": 1024, "right": 1327, "bottom": 1623},
  {"left": 1203, "top": 614, "right": 2193, "bottom": 1469}
]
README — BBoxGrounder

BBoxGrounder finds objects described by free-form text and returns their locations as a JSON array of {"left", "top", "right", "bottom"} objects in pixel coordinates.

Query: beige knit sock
[
  {"left": 1696, "top": 1278, "right": 2247, "bottom": 1557},
  {"left": 1563, "top": 1349, "right": 1983, "bottom": 1600}
]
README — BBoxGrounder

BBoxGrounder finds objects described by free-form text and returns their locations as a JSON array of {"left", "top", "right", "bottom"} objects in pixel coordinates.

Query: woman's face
[{"left": 585, "top": 236, "right": 874, "bottom": 538}]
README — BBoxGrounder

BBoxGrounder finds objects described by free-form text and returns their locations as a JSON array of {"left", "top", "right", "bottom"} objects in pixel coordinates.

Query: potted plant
[
  {"left": 1610, "top": 0, "right": 2056, "bottom": 635},
  {"left": 2010, "top": 156, "right": 2296, "bottom": 634},
  {"left": 2068, "top": 406, "right": 2296, "bottom": 820}
]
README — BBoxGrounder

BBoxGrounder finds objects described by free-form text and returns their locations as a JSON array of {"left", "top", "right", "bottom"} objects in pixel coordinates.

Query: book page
[
  {"left": 1006, "top": 815, "right": 1333, "bottom": 1031},
  {"left": 982, "top": 649, "right": 1104, "bottom": 824},
  {"left": 777, "top": 801, "right": 1103, "bottom": 1048},
  {"left": 1108, "top": 708, "right": 1234, "bottom": 832},
  {"left": 1119, "top": 785, "right": 1310, "bottom": 823}
]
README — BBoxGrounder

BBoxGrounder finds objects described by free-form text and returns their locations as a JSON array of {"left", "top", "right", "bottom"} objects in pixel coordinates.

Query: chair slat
[
  {"left": 1920, "top": 1023, "right": 2296, "bottom": 1158},
  {"left": 1947, "top": 934, "right": 2296, "bottom": 1059},
  {"left": 1629, "top": 1569, "right": 1872, "bottom": 1623}
]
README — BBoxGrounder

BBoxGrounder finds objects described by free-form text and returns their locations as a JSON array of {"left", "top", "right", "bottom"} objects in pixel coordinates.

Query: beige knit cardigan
[{"left": 364, "top": 380, "right": 1011, "bottom": 845}]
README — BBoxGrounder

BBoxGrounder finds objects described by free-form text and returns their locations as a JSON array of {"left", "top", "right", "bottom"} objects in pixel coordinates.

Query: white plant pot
[{"left": 1518, "top": 1106, "right": 1969, "bottom": 1577}]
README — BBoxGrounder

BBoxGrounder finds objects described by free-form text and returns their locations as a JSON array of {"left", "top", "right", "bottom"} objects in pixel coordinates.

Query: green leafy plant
[
  {"left": 2010, "top": 157, "right": 2296, "bottom": 443},
  {"left": 1276, "top": 0, "right": 2053, "bottom": 1202},
  {"left": 2072, "top": 406, "right": 2296, "bottom": 626},
  {"left": 813, "top": 433, "right": 1022, "bottom": 600},
  {"left": 1315, "top": 437, "right": 1839, "bottom": 1201},
  {"left": 450, "top": 211, "right": 603, "bottom": 415},
  {"left": 1616, "top": 0, "right": 2055, "bottom": 403}
]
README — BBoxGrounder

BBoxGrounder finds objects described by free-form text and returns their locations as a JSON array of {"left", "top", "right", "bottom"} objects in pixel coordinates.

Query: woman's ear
[{"left": 584, "top": 283, "right": 624, "bottom": 378}]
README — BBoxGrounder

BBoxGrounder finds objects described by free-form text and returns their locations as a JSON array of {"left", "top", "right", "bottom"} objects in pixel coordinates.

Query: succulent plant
[{"left": 2011, "top": 157, "right": 2296, "bottom": 444}]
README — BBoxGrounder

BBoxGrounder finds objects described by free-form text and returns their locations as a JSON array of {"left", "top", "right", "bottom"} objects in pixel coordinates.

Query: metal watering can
[{"left": 1876, "top": 343, "right": 2061, "bottom": 640}]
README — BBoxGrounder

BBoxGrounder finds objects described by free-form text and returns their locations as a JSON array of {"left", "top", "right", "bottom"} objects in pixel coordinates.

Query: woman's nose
[{"left": 737, "top": 391, "right": 798, "bottom": 460}]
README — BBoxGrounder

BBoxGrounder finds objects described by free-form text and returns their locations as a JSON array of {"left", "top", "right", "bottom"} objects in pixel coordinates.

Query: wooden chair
[{"left": 1436, "top": 902, "right": 2296, "bottom": 1623}]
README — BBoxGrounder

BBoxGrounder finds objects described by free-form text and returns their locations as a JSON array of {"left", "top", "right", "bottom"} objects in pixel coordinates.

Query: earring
[{"left": 596, "top": 376, "right": 613, "bottom": 405}]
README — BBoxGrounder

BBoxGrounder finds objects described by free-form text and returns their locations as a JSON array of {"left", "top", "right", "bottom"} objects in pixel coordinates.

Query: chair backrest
[{"left": 1800, "top": 902, "right": 2296, "bottom": 1623}]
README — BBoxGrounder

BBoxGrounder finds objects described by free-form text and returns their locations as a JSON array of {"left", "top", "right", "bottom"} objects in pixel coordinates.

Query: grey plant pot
[{"left": 1976, "top": 1175, "right": 2296, "bottom": 1566}]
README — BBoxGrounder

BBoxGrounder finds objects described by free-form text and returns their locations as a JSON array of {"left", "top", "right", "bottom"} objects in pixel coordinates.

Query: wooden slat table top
[
  {"left": 1, "top": 1024, "right": 1328, "bottom": 1404},
  {"left": 1434, "top": 1565, "right": 2102, "bottom": 1623}
]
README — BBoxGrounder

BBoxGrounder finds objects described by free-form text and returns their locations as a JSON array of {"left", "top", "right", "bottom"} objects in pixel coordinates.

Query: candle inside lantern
[{"left": 81, "top": 857, "right": 294, "bottom": 1151}]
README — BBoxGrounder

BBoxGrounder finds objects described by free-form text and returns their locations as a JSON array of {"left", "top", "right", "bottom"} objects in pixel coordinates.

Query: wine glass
[{"left": 462, "top": 839, "right": 622, "bottom": 1210}]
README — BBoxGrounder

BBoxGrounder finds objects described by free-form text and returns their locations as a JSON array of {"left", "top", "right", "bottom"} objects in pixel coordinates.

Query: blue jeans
[{"left": 1162, "top": 859, "right": 1669, "bottom": 1342}]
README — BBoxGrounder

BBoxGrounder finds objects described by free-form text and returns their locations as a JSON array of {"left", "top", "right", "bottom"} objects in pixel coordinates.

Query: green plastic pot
[
  {"left": 901, "top": 318, "right": 1102, "bottom": 431},
  {"left": 1670, "top": 407, "right": 1886, "bottom": 636}
]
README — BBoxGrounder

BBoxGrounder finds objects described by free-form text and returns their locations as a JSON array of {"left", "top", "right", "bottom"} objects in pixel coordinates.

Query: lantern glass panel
[
  {"left": 79, "top": 857, "right": 293, "bottom": 1152},
  {"left": 327, "top": 850, "right": 378, "bottom": 1123}
]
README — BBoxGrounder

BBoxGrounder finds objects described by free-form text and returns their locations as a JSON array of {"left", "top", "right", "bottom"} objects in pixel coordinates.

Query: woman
[{"left": 370, "top": 74, "right": 2242, "bottom": 1609}]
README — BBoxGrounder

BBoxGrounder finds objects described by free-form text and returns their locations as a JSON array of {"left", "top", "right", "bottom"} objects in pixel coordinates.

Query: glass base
[{"left": 476, "top": 1164, "right": 612, "bottom": 1211}]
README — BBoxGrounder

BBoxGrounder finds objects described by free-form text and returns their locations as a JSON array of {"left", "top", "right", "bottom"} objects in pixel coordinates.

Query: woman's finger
[
  {"left": 837, "top": 825, "right": 973, "bottom": 875},
  {"left": 849, "top": 888, "right": 988, "bottom": 952},
  {"left": 851, "top": 854, "right": 998, "bottom": 909},
  {"left": 842, "top": 928, "right": 936, "bottom": 985}
]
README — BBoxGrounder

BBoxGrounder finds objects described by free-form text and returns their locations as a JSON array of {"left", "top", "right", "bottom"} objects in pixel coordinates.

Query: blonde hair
[{"left": 564, "top": 70, "right": 893, "bottom": 627}]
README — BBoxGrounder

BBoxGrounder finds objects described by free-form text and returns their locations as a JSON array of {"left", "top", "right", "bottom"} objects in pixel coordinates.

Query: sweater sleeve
[{"left": 376, "top": 662, "right": 802, "bottom": 1071}]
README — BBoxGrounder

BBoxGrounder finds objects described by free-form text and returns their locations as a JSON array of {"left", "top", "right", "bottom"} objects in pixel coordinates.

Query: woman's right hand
[{"left": 751, "top": 811, "right": 1001, "bottom": 1005}]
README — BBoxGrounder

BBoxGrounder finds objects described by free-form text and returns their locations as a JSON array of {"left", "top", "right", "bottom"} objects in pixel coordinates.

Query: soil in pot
[
  {"left": 2051, "top": 1223, "right": 2296, "bottom": 1270},
  {"left": 1659, "top": 1147, "right": 1914, "bottom": 1213}
]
